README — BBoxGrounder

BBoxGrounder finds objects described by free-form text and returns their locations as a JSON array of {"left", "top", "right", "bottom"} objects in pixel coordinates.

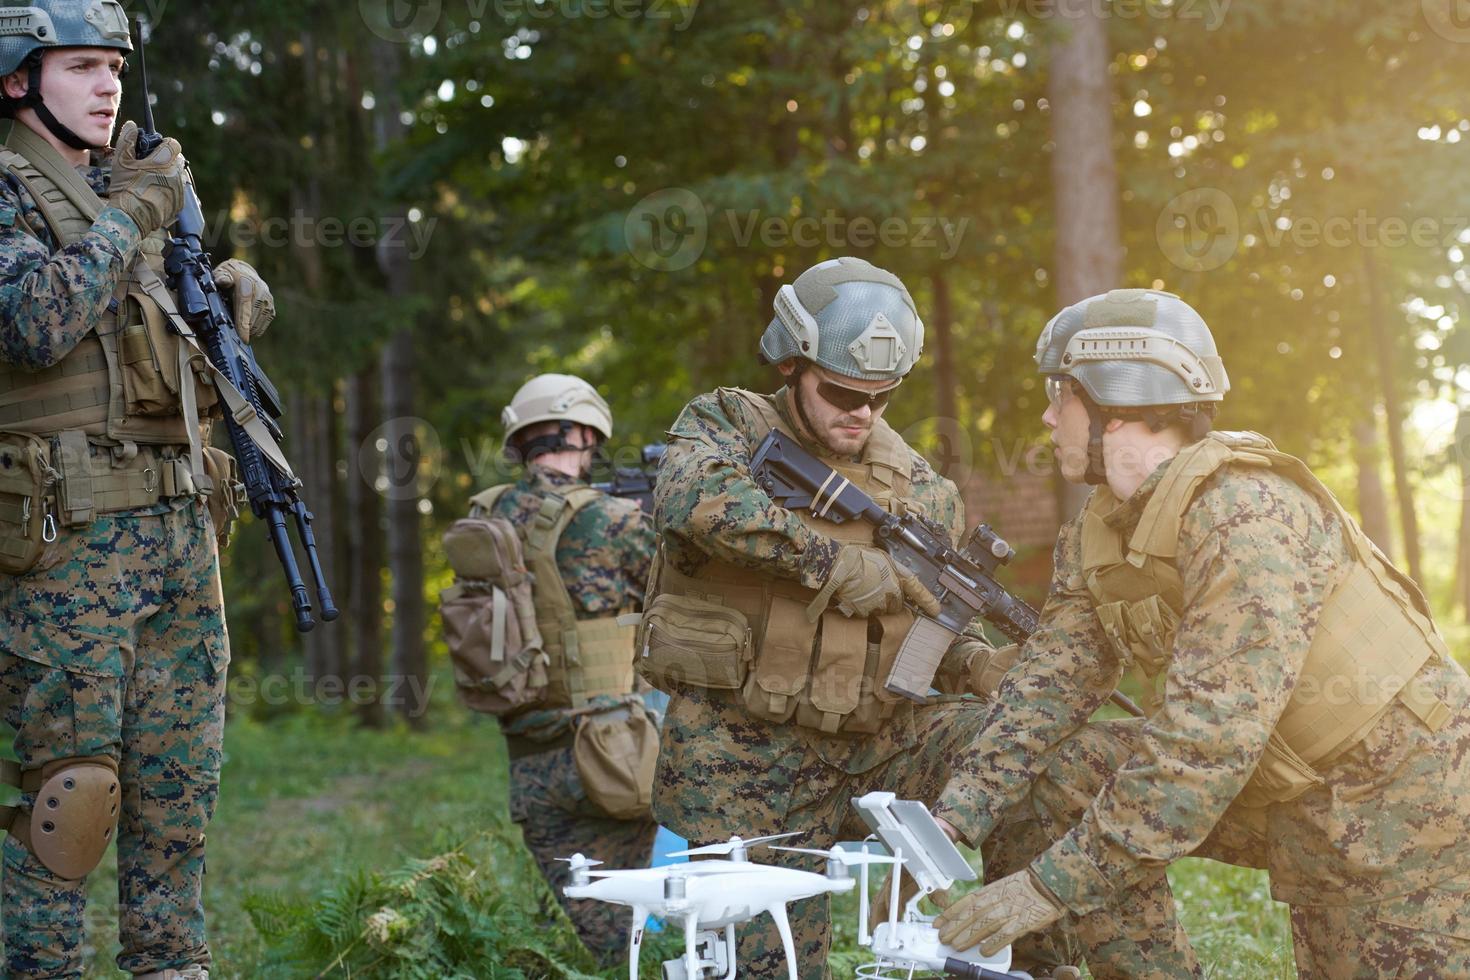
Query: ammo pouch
[
  {"left": 573, "top": 704, "right": 659, "bottom": 820},
  {"left": 0, "top": 430, "right": 57, "bottom": 575},
  {"left": 201, "top": 446, "right": 244, "bottom": 549},
  {"left": 637, "top": 593, "right": 751, "bottom": 691},
  {"left": 1235, "top": 732, "right": 1324, "bottom": 808}
]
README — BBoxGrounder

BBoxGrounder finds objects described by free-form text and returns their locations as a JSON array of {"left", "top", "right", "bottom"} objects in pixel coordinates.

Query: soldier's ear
[{"left": 2, "top": 70, "right": 27, "bottom": 101}]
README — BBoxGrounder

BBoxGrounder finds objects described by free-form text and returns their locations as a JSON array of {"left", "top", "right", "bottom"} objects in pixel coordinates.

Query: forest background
[{"left": 59, "top": 0, "right": 1470, "bottom": 974}]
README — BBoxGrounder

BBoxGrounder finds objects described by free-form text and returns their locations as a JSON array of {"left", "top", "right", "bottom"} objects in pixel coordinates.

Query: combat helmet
[
  {"left": 758, "top": 257, "right": 925, "bottom": 383},
  {"left": 501, "top": 373, "right": 613, "bottom": 463},
  {"left": 0, "top": 1, "right": 132, "bottom": 149},
  {"left": 1035, "top": 288, "right": 1229, "bottom": 483}
]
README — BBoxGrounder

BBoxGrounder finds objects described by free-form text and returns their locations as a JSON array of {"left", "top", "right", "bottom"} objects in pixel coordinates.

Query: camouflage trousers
[
  {"left": 654, "top": 693, "right": 1170, "bottom": 979},
  {"left": 0, "top": 505, "right": 228, "bottom": 979},
  {"left": 508, "top": 742, "right": 658, "bottom": 960},
  {"left": 1024, "top": 718, "right": 1470, "bottom": 979}
]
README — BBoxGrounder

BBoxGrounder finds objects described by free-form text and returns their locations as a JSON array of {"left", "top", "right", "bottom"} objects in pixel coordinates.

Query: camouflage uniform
[
  {"left": 0, "top": 158, "right": 229, "bottom": 976},
  {"left": 937, "top": 459, "right": 1470, "bottom": 979},
  {"left": 653, "top": 389, "right": 1102, "bottom": 978},
  {"left": 487, "top": 466, "right": 658, "bottom": 958}
]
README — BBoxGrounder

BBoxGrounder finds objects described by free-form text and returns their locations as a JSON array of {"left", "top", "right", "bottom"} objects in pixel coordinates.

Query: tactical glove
[
  {"left": 961, "top": 641, "right": 1022, "bottom": 699},
  {"left": 214, "top": 258, "right": 276, "bottom": 342},
  {"left": 935, "top": 867, "right": 1066, "bottom": 956},
  {"left": 808, "top": 543, "right": 941, "bottom": 621},
  {"left": 109, "top": 121, "right": 187, "bottom": 239}
]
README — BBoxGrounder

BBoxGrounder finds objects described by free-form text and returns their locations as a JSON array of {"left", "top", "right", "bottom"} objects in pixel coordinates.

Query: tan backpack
[{"left": 439, "top": 487, "right": 550, "bottom": 715}]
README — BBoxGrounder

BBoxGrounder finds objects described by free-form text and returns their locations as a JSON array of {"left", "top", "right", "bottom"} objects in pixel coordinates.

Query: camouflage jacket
[
  {"left": 654, "top": 387, "right": 970, "bottom": 774},
  {"left": 936, "top": 460, "right": 1470, "bottom": 909},
  {"left": 0, "top": 156, "right": 141, "bottom": 371},
  {"left": 488, "top": 466, "right": 656, "bottom": 737}
]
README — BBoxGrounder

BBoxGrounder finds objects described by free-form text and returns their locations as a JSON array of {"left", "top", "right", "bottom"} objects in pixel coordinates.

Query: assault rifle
[
  {"left": 592, "top": 444, "right": 666, "bottom": 512},
  {"left": 134, "top": 20, "right": 337, "bottom": 632},
  {"left": 750, "top": 429, "right": 1142, "bottom": 717}
]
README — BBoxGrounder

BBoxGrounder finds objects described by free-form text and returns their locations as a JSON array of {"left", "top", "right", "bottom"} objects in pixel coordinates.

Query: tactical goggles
[
  {"left": 1045, "top": 375, "right": 1081, "bottom": 409},
  {"left": 816, "top": 378, "right": 900, "bottom": 413}
]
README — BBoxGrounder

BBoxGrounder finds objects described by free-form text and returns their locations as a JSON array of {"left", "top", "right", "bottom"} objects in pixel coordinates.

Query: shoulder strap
[
  {"left": 1128, "top": 433, "right": 1258, "bottom": 562},
  {"left": 862, "top": 418, "right": 915, "bottom": 494},
  {"left": 0, "top": 120, "right": 106, "bottom": 238},
  {"left": 719, "top": 387, "right": 787, "bottom": 442},
  {"left": 524, "top": 485, "right": 606, "bottom": 709},
  {"left": 468, "top": 484, "right": 513, "bottom": 518}
]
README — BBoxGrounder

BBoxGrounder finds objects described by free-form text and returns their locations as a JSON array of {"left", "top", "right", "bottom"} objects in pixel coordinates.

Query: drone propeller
[
  {"left": 586, "top": 864, "right": 757, "bottom": 880},
  {"left": 770, "top": 845, "right": 901, "bottom": 866},
  {"left": 666, "top": 831, "right": 805, "bottom": 859},
  {"left": 556, "top": 855, "right": 604, "bottom": 868}
]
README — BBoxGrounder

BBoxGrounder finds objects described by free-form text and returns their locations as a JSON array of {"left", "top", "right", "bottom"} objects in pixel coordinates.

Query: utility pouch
[
  {"left": 743, "top": 595, "right": 816, "bottom": 724},
  {"left": 797, "top": 612, "right": 868, "bottom": 734},
  {"left": 1236, "top": 731, "right": 1325, "bottom": 808},
  {"left": 115, "top": 289, "right": 178, "bottom": 417},
  {"left": 574, "top": 705, "right": 659, "bottom": 820},
  {"left": 636, "top": 593, "right": 751, "bottom": 691},
  {"left": 200, "top": 446, "right": 244, "bottom": 549},
  {"left": 0, "top": 430, "right": 56, "bottom": 575}
]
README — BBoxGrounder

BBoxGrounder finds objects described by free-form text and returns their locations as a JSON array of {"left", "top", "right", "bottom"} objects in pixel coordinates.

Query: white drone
[{"left": 561, "top": 794, "right": 1025, "bottom": 980}]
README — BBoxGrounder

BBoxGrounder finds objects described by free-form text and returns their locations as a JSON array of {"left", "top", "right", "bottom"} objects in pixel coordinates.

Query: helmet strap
[
  {"left": 516, "top": 421, "right": 604, "bottom": 471},
  {"left": 786, "top": 363, "right": 825, "bottom": 449},
  {"left": 16, "top": 53, "right": 102, "bottom": 152},
  {"left": 1083, "top": 402, "right": 1109, "bottom": 487}
]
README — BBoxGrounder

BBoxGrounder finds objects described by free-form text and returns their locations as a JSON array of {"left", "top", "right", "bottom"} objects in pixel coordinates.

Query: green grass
[{"left": 59, "top": 695, "right": 1296, "bottom": 978}]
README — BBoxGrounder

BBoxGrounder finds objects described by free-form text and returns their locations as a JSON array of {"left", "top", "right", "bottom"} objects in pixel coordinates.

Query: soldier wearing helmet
[
  {"left": 457, "top": 373, "right": 657, "bottom": 960},
  {"left": 644, "top": 258, "right": 1103, "bottom": 978},
  {"left": 0, "top": 3, "right": 273, "bottom": 978},
  {"left": 932, "top": 289, "right": 1470, "bottom": 976}
]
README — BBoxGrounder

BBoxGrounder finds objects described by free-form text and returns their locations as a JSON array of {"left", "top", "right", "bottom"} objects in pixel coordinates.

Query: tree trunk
[
  {"left": 347, "top": 368, "right": 385, "bottom": 728},
  {"left": 313, "top": 388, "right": 343, "bottom": 682},
  {"left": 372, "top": 39, "right": 429, "bottom": 728},
  {"left": 1352, "top": 417, "right": 1395, "bottom": 559},
  {"left": 1047, "top": 0, "right": 1122, "bottom": 519},
  {"left": 1362, "top": 251, "right": 1423, "bottom": 586}
]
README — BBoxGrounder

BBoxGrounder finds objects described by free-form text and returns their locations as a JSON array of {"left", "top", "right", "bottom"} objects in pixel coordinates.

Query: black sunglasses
[{"left": 815, "top": 378, "right": 899, "bottom": 412}]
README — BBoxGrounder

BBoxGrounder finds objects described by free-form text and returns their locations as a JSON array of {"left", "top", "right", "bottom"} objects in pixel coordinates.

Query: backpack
[{"left": 439, "top": 488, "right": 550, "bottom": 716}]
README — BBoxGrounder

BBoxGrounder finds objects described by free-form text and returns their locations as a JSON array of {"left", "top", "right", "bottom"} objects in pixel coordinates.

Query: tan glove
[
  {"left": 935, "top": 868, "right": 1065, "bottom": 956},
  {"left": 962, "top": 641, "right": 1022, "bottom": 699},
  {"left": 109, "top": 121, "right": 187, "bottom": 238},
  {"left": 808, "top": 543, "right": 942, "bottom": 622},
  {"left": 213, "top": 258, "right": 276, "bottom": 342}
]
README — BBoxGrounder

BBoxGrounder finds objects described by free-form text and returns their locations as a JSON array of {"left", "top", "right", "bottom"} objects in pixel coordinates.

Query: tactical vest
[
  {"left": 1080, "top": 430, "right": 1454, "bottom": 806},
  {"left": 653, "top": 388, "right": 921, "bottom": 736},
  {"left": 470, "top": 484, "right": 637, "bottom": 711},
  {"left": 0, "top": 121, "right": 217, "bottom": 451}
]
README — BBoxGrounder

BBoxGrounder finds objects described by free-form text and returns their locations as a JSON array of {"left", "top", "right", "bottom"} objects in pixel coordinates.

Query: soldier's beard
[{"left": 793, "top": 385, "right": 873, "bottom": 457}]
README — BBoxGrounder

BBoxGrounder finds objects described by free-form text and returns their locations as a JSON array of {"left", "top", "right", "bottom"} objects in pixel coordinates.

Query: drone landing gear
[{"left": 661, "top": 925, "right": 737, "bottom": 980}]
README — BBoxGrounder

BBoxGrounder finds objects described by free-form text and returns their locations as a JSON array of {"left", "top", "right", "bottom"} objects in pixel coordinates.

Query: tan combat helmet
[{"left": 501, "top": 373, "right": 613, "bottom": 461}]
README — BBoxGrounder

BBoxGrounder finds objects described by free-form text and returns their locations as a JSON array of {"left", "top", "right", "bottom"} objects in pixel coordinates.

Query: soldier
[
  {"left": 932, "top": 289, "right": 1470, "bottom": 978},
  {"left": 466, "top": 374, "right": 658, "bottom": 959},
  {"left": 645, "top": 257, "right": 1081, "bottom": 978},
  {"left": 0, "top": 3, "right": 271, "bottom": 978}
]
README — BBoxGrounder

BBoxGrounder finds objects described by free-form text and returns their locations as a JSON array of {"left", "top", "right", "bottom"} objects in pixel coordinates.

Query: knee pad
[
  {"left": 132, "top": 967, "right": 208, "bottom": 979},
  {"left": 15, "top": 755, "right": 120, "bottom": 880}
]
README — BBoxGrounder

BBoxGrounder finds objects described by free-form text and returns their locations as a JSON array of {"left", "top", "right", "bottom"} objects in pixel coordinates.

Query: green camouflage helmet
[
  {"left": 0, "top": 1, "right": 132, "bottom": 76},
  {"left": 758, "top": 257, "right": 925, "bottom": 382},
  {"left": 1034, "top": 288, "right": 1229, "bottom": 407}
]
